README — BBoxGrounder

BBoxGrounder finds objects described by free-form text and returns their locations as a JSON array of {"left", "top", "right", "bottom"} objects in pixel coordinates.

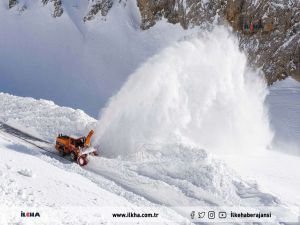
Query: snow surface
[
  {"left": 222, "top": 149, "right": 300, "bottom": 207},
  {"left": 0, "top": 84, "right": 299, "bottom": 224},
  {"left": 0, "top": 0, "right": 194, "bottom": 117},
  {"left": 267, "top": 78, "right": 300, "bottom": 155},
  {"left": 0, "top": 92, "right": 96, "bottom": 141},
  {"left": 219, "top": 77, "right": 300, "bottom": 207},
  {"left": 0, "top": 120, "right": 284, "bottom": 224},
  {"left": 0, "top": 3, "right": 300, "bottom": 223},
  {"left": 0, "top": 133, "right": 157, "bottom": 224},
  {"left": 0, "top": 28, "right": 300, "bottom": 224}
]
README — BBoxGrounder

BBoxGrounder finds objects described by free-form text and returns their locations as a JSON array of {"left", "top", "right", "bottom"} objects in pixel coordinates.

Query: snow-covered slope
[
  {"left": 222, "top": 149, "right": 300, "bottom": 208},
  {"left": 87, "top": 143, "right": 279, "bottom": 207},
  {"left": 267, "top": 78, "right": 300, "bottom": 155},
  {"left": 221, "top": 78, "right": 300, "bottom": 208},
  {"left": 0, "top": 135, "right": 132, "bottom": 208},
  {"left": 0, "top": 131, "right": 185, "bottom": 224},
  {"left": 0, "top": 0, "right": 192, "bottom": 117},
  {"left": 0, "top": 116, "right": 282, "bottom": 224},
  {"left": 0, "top": 85, "right": 299, "bottom": 223},
  {"left": 1, "top": 4, "right": 299, "bottom": 223},
  {"left": 1, "top": 26, "right": 299, "bottom": 224}
]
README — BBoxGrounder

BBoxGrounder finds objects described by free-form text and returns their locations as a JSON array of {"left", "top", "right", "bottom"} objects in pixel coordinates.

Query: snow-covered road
[
  {"left": 0, "top": 126, "right": 187, "bottom": 224},
  {"left": 0, "top": 120, "right": 293, "bottom": 224}
]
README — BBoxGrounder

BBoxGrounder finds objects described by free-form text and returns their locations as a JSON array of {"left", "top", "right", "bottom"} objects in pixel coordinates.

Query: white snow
[
  {"left": 0, "top": 129, "right": 194, "bottom": 224},
  {"left": 221, "top": 150, "right": 300, "bottom": 207},
  {"left": 0, "top": 118, "right": 286, "bottom": 224},
  {"left": 0, "top": 135, "right": 136, "bottom": 224},
  {"left": 0, "top": 92, "right": 96, "bottom": 141},
  {"left": 95, "top": 27, "right": 273, "bottom": 157},
  {"left": 0, "top": 3, "right": 299, "bottom": 223},
  {"left": 17, "top": 168, "right": 34, "bottom": 177},
  {"left": 267, "top": 77, "right": 300, "bottom": 155},
  {"left": 0, "top": 0, "right": 195, "bottom": 117},
  {"left": 87, "top": 144, "right": 279, "bottom": 207},
  {"left": 218, "top": 77, "right": 300, "bottom": 208},
  {"left": 0, "top": 80, "right": 299, "bottom": 223}
]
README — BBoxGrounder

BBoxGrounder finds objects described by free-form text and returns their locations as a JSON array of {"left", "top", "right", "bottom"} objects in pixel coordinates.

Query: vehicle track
[
  {"left": 0, "top": 122, "right": 71, "bottom": 163},
  {"left": 0, "top": 122, "right": 163, "bottom": 207}
]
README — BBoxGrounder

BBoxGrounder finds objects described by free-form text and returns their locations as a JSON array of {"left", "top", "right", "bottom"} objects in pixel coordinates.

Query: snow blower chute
[{"left": 55, "top": 130, "right": 97, "bottom": 166}]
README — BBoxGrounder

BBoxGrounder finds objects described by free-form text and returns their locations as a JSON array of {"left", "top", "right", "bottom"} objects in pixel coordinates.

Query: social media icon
[
  {"left": 190, "top": 211, "right": 195, "bottom": 219},
  {"left": 219, "top": 211, "right": 227, "bottom": 218},
  {"left": 198, "top": 212, "right": 205, "bottom": 218},
  {"left": 208, "top": 211, "right": 215, "bottom": 219}
]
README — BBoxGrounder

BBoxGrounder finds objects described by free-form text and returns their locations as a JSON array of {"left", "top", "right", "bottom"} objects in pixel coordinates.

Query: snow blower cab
[{"left": 55, "top": 130, "right": 97, "bottom": 166}]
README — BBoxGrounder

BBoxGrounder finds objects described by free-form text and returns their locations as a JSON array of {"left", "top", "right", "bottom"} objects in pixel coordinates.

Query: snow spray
[{"left": 95, "top": 27, "right": 273, "bottom": 157}]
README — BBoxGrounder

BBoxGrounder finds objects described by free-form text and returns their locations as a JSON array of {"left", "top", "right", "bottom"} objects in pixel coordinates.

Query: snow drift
[
  {"left": 0, "top": 93, "right": 96, "bottom": 141},
  {"left": 95, "top": 27, "right": 273, "bottom": 157}
]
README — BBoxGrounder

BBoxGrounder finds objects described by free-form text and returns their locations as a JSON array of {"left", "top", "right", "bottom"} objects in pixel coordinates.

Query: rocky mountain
[
  {"left": 7, "top": 0, "right": 300, "bottom": 84},
  {"left": 137, "top": 0, "right": 300, "bottom": 84},
  {"left": 41, "top": 0, "right": 63, "bottom": 17}
]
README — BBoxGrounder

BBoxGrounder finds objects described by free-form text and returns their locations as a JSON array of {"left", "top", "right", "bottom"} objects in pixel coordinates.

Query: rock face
[
  {"left": 136, "top": 0, "right": 300, "bottom": 84},
  {"left": 83, "top": 0, "right": 113, "bottom": 22},
  {"left": 137, "top": 0, "right": 188, "bottom": 29},
  {"left": 227, "top": 0, "right": 300, "bottom": 84},
  {"left": 42, "top": 0, "right": 64, "bottom": 18},
  {"left": 6, "top": 0, "right": 300, "bottom": 84},
  {"left": 8, "top": 0, "right": 18, "bottom": 9},
  {"left": 137, "top": 0, "right": 226, "bottom": 29}
]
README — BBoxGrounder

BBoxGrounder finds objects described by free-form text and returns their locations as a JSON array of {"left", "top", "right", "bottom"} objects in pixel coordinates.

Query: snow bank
[
  {"left": 0, "top": 93, "right": 96, "bottom": 141},
  {"left": 90, "top": 144, "right": 249, "bottom": 205},
  {"left": 95, "top": 27, "right": 273, "bottom": 157}
]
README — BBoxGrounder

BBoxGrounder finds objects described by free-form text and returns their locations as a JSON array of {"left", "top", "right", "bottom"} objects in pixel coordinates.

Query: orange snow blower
[{"left": 55, "top": 130, "right": 97, "bottom": 166}]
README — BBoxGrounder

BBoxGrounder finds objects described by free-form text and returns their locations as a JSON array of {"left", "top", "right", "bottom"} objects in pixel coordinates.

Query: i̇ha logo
[{"left": 21, "top": 211, "right": 40, "bottom": 218}]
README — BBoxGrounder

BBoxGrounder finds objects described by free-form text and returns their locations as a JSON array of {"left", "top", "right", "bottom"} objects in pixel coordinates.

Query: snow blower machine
[{"left": 55, "top": 130, "right": 97, "bottom": 166}]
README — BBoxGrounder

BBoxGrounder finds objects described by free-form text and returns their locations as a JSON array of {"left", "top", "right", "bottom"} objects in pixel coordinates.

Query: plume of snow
[{"left": 95, "top": 26, "right": 273, "bottom": 157}]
